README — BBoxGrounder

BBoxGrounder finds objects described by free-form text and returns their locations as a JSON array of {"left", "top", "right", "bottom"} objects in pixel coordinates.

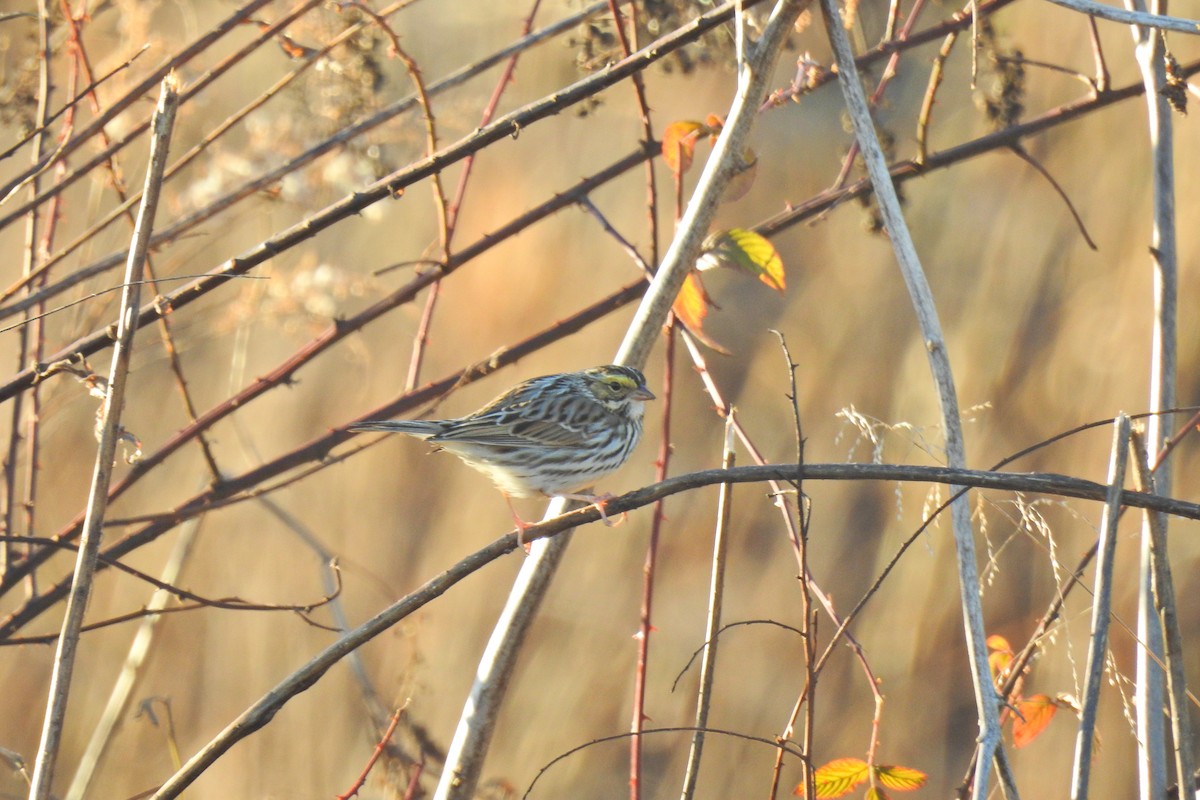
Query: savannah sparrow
[{"left": 351, "top": 365, "right": 655, "bottom": 535}]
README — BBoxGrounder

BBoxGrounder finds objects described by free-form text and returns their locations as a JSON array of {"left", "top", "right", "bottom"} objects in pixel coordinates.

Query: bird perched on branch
[{"left": 350, "top": 365, "right": 655, "bottom": 544}]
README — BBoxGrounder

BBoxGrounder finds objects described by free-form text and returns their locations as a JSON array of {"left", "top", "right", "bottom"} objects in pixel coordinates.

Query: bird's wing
[{"left": 429, "top": 416, "right": 587, "bottom": 449}]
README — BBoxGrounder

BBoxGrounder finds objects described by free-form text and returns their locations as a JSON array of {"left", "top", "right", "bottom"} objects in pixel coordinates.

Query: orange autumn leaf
[
  {"left": 1013, "top": 694, "right": 1059, "bottom": 747},
  {"left": 672, "top": 271, "right": 709, "bottom": 332},
  {"left": 986, "top": 634, "right": 1012, "bottom": 652},
  {"left": 662, "top": 120, "right": 708, "bottom": 175},
  {"left": 253, "top": 20, "right": 317, "bottom": 58},
  {"left": 672, "top": 272, "right": 729, "bottom": 353}
]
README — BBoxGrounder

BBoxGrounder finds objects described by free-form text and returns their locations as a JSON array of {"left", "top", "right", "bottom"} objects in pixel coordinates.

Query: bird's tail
[{"left": 349, "top": 419, "right": 444, "bottom": 439}]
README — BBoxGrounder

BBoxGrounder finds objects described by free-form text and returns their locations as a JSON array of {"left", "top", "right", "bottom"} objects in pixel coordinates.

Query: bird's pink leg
[
  {"left": 559, "top": 492, "right": 626, "bottom": 526},
  {"left": 503, "top": 493, "right": 536, "bottom": 552}
]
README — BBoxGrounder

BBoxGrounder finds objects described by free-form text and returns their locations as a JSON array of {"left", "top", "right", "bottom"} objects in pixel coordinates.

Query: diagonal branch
[{"left": 816, "top": 0, "right": 1007, "bottom": 797}]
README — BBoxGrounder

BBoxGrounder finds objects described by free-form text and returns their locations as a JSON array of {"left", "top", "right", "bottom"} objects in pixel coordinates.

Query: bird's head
[{"left": 581, "top": 365, "right": 655, "bottom": 416}]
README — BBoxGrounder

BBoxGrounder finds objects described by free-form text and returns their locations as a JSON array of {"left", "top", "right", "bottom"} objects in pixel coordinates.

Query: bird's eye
[{"left": 607, "top": 381, "right": 623, "bottom": 392}]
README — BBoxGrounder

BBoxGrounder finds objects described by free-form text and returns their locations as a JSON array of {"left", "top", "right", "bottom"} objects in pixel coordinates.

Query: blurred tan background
[{"left": 1, "top": 0, "right": 1198, "bottom": 798}]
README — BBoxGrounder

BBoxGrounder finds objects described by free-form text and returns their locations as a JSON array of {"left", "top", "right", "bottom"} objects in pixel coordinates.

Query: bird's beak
[{"left": 632, "top": 385, "right": 656, "bottom": 401}]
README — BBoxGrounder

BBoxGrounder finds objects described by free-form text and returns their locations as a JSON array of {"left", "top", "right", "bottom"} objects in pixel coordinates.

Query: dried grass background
[{"left": 1, "top": 1, "right": 1198, "bottom": 798}]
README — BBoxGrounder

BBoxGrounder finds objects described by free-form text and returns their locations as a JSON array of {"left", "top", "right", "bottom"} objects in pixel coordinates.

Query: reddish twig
[
  {"left": 630, "top": 325, "right": 674, "bottom": 800},
  {"left": 607, "top": 0, "right": 661, "bottom": 267},
  {"left": 403, "top": 0, "right": 545, "bottom": 390},
  {"left": 336, "top": 705, "right": 407, "bottom": 800},
  {"left": 3, "top": 0, "right": 54, "bottom": 587}
]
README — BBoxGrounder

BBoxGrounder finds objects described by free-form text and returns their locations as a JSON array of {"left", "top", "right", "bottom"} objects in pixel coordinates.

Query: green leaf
[{"left": 699, "top": 228, "right": 786, "bottom": 291}]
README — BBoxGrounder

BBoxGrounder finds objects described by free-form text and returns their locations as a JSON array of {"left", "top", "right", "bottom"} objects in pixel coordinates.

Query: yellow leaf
[
  {"left": 987, "top": 635, "right": 1014, "bottom": 682},
  {"left": 798, "top": 758, "right": 869, "bottom": 799},
  {"left": 1013, "top": 694, "right": 1058, "bottom": 748},
  {"left": 865, "top": 788, "right": 889, "bottom": 800},
  {"left": 662, "top": 121, "right": 708, "bottom": 175},
  {"left": 874, "top": 764, "right": 928, "bottom": 792},
  {"left": 989, "top": 650, "right": 1013, "bottom": 682},
  {"left": 700, "top": 229, "right": 786, "bottom": 291}
]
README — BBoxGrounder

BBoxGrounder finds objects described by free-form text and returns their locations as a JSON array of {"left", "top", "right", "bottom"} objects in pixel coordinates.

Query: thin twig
[
  {"left": 1129, "top": 429, "right": 1194, "bottom": 799},
  {"left": 62, "top": 510, "right": 203, "bottom": 800},
  {"left": 916, "top": 31, "right": 960, "bottom": 164},
  {"left": 401, "top": 0, "right": 540, "bottom": 391},
  {"left": 606, "top": 0, "right": 661, "bottom": 268},
  {"left": 1087, "top": 16, "right": 1110, "bottom": 92},
  {"left": 631, "top": 328, "right": 674, "bottom": 800},
  {"left": 380, "top": 15, "right": 450, "bottom": 391},
  {"left": 773, "top": 331, "right": 817, "bottom": 800},
  {"left": 336, "top": 705, "right": 408, "bottom": 800},
  {"left": 1127, "top": 0, "right": 1178, "bottom": 793},
  {"left": 1044, "top": 0, "right": 1200, "bottom": 34},
  {"left": 679, "top": 415, "right": 736, "bottom": 800},
  {"left": 1007, "top": 145, "right": 1097, "bottom": 250},
  {"left": 0, "top": 44, "right": 148, "bottom": 164},
  {"left": 527, "top": 726, "right": 807, "bottom": 799},
  {"left": 1068, "top": 414, "right": 1130, "bottom": 799},
  {"left": 27, "top": 74, "right": 179, "bottom": 800},
  {"left": 3, "top": 0, "right": 53, "bottom": 586}
]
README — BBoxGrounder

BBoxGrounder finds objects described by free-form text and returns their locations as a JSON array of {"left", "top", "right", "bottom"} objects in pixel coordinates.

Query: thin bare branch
[
  {"left": 1043, "top": 0, "right": 1200, "bottom": 34},
  {"left": 679, "top": 416, "right": 736, "bottom": 800},
  {"left": 818, "top": 0, "right": 1005, "bottom": 795},
  {"left": 1069, "top": 414, "right": 1131, "bottom": 799},
  {"left": 1129, "top": 429, "right": 1194, "bottom": 800},
  {"left": 1128, "top": 0, "right": 1178, "bottom": 792},
  {"left": 28, "top": 74, "right": 180, "bottom": 800}
]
